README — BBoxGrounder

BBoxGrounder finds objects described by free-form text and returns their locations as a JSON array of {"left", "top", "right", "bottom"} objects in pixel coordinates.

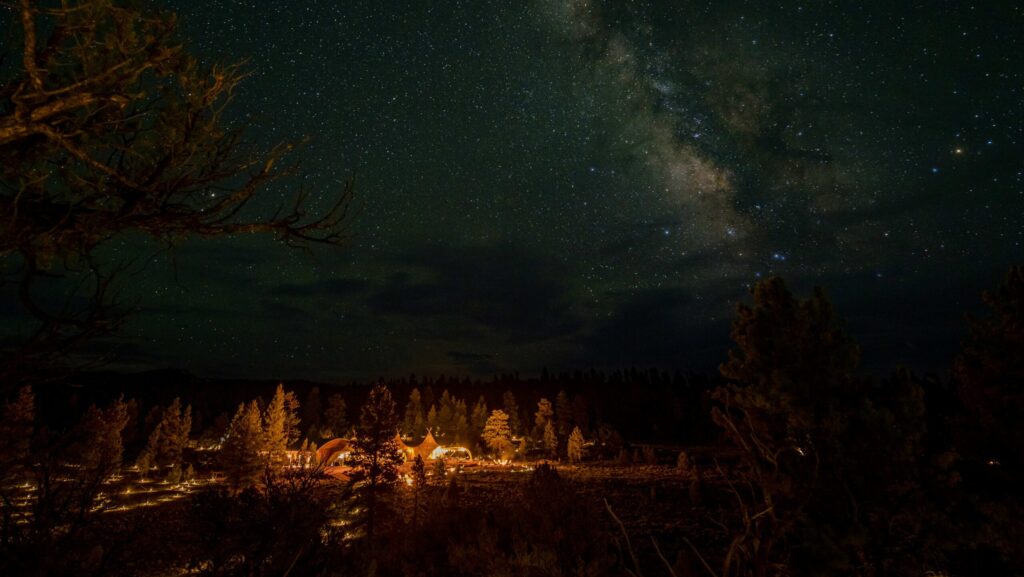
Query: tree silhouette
[
  {"left": 711, "top": 277, "right": 946, "bottom": 576},
  {"left": 950, "top": 265, "right": 1024, "bottom": 569},
  {"left": 567, "top": 426, "right": 585, "bottom": 464},
  {"left": 410, "top": 454, "right": 427, "bottom": 528},
  {"left": 555, "top": 390, "right": 572, "bottom": 442},
  {"left": 0, "top": 386, "right": 33, "bottom": 488},
  {"left": 137, "top": 397, "right": 191, "bottom": 472},
  {"left": 263, "top": 384, "right": 300, "bottom": 470},
  {"left": 953, "top": 265, "right": 1024, "bottom": 476},
  {"left": 402, "top": 387, "right": 424, "bottom": 438},
  {"left": 533, "top": 397, "right": 553, "bottom": 442},
  {"left": 349, "top": 383, "right": 402, "bottom": 545},
  {"left": 0, "top": 0, "right": 353, "bottom": 380},
  {"left": 712, "top": 277, "right": 861, "bottom": 576},
  {"left": 542, "top": 421, "right": 557, "bottom": 459},
  {"left": 323, "top": 393, "right": 348, "bottom": 439},
  {"left": 219, "top": 401, "right": 265, "bottom": 492},
  {"left": 469, "top": 396, "right": 489, "bottom": 449},
  {"left": 302, "top": 386, "right": 322, "bottom": 440},
  {"left": 502, "top": 390, "right": 521, "bottom": 437},
  {"left": 481, "top": 409, "right": 513, "bottom": 459},
  {"left": 4, "top": 396, "right": 129, "bottom": 574}
]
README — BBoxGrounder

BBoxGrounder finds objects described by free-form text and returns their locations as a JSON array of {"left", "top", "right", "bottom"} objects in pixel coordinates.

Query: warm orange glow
[{"left": 430, "top": 445, "right": 473, "bottom": 460}]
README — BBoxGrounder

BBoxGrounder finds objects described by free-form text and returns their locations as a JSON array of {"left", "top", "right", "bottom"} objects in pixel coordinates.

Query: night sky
[{"left": 97, "top": 1, "right": 1023, "bottom": 379}]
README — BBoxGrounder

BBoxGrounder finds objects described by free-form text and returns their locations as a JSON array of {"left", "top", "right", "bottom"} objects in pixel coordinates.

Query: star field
[{"left": 98, "top": 0, "right": 1024, "bottom": 378}]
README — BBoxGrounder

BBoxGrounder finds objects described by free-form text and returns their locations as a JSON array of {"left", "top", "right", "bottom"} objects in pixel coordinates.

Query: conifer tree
[
  {"left": 711, "top": 277, "right": 879, "bottom": 575},
  {"left": 567, "top": 426, "right": 585, "bottom": 464},
  {"left": 302, "top": 386, "right": 322, "bottom": 439},
  {"left": 0, "top": 386, "right": 33, "bottom": 487},
  {"left": 402, "top": 387, "right": 424, "bottom": 437},
  {"left": 543, "top": 421, "right": 557, "bottom": 459},
  {"left": 139, "top": 397, "right": 191, "bottom": 470},
  {"left": 70, "top": 397, "right": 130, "bottom": 485},
  {"left": 410, "top": 455, "right": 427, "bottom": 527},
  {"left": 948, "top": 266, "right": 1024, "bottom": 567},
  {"left": 437, "top": 390, "right": 454, "bottom": 439},
  {"left": 323, "top": 393, "right": 348, "bottom": 438},
  {"left": 219, "top": 401, "right": 265, "bottom": 492},
  {"left": 953, "top": 265, "right": 1024, "bottom": 476},
  {"left": 453, "top": 398, "right": 470, "bottom": 444},
  {"left": 349, "top": 383, "right": 403, "bottom": 544},
  {"left": 426, "top": 404, "right": 439, "bottom": 434},
  {"left": 534, "top": 398, "right": 553, "bottom": 440},
  {"left": 263, "top": 384, "right": 298, "bottom": 468},
  {"left": 470, "top": 396, "right": 489, "bottom": 448},
  {"left": 283, "top": 389, "right": 301, "bottom": 445},
  {"left": 571, "top": 394, "right": 589, "bottom": 434},
  {"left": 422, "top": 386, "right": 436, "bottom": 416},
  {"left": 555, "top": 390, "right": 572, "bottom": 440},
  {"left": 481, "top": 410, "right": 513, "bottom": 459},
  {"left": 502, "top": 390, "right": 520, "bottom": 436}
]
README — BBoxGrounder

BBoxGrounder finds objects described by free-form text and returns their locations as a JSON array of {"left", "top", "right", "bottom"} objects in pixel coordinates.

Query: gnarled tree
[{"left": 1, "top": 0, "right": 353, "bottom": 380}]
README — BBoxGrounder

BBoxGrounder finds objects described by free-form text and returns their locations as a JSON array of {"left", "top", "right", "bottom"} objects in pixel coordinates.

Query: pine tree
[
  {"left": 219, "top": 401, "right": 265, "bottom": 492},
  {"left": 402, "top": 388, "right": 424, "bottom": 438},
  {"left": 426, "top": 404, "right": 439, "bottom": 434},
  {"left": 323, "top": 393, "right": 348, "bottom": 438},
  {"left": 422, "top": 386, "right": 435, "bottom": 417},
  {"left": 0, "top": 386, "right": 33, "bottom": 487},
  {"left": 481, "top": 410, "right": 513, "bottom": 459},
  {"left": 142, "top": 397, "right": 191, "bottom": 469},
  {"left": 453, "top": 398, "right": 469, "bottom": 445},
  {"left": 437, "top": 390, "right": 454, "bottom": 439},
  {"left": 953, "top": 265, "right": 1024, "bottom": 475},
  {"left": 410, "top": 454, "right": 427, "bottom": 527},
  {"left": 302, "top": 386, "right": 322, "bottom": 439},
  {"left": 263, "top": 384, "right": 298, "bottom": 469},
  {"left": 543, "top": 421, "right": 557, "bottom": 459},
  {"left": 349, "top": 383, "right": 403, "bottom": 544},
  {"left": 502, "top": 390, "right": 520, "bottom": 436},
  {"left": 572, "top": 394, "right": 589, "bottom": 434},
  {"left": 283, "top": 388, "right": 302, "bottom": 446},
  {"left": 470, "top": 396, "right": 489, "bottom": 448},
  {"left": 716, "top": 278, "right": 860, "bottom": 453},
  {"left": 70, "top": 398, "right": 130, "bottom": 485},
  {"left": 711, "top": 277, "right": 873, "bottom": 575},
  {"left": 534, "top": 398, "right": 553, "bottom": 441},
  {"left": 567, "top": 426, "right": 585, "bottom": 464},
  {"left": 555, "top": 390, "right": 572, "bottom": 440}
]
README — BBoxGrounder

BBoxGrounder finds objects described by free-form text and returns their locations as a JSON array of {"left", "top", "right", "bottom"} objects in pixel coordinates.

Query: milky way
[{"left": 66, "top": 0, "right": 1023, "bottom": 379}]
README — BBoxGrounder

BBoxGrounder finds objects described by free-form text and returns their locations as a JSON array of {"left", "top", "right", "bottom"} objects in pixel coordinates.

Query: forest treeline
[
  {"left": 2, "top": 267, "right": 1023, "bottom": 576},
  {"left": 38, "top": 364, "right": 720, "bottom": 452}
]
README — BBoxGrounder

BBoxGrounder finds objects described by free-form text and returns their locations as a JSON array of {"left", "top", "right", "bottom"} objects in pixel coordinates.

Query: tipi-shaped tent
[{"left": 411, "top": 430, "right": 439, "bottom": 460}]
